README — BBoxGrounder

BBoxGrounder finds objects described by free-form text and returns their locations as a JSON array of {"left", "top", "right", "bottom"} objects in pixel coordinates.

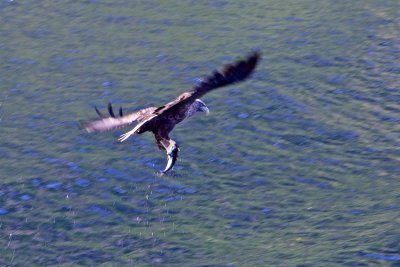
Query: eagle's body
[{"left": 85, "top": 52, "right": 261, "bottom": 173}]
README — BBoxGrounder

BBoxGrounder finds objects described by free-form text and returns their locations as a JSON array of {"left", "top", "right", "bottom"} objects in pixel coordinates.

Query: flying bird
[{"left": 85, "top": 51, "right": 261, "bottom": 173}]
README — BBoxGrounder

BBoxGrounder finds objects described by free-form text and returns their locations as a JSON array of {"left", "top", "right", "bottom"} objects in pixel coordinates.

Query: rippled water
[{"left": 1, "top": 0, "right": 399, "bottom": 266}]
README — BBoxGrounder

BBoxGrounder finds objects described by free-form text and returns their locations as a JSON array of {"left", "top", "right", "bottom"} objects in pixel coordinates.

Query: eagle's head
[
  {"left": 193, "top": 99, "right": 210, "bottom": 115},
  {"left": 186, "top": 99, "right": 210, "bottom": 117}
]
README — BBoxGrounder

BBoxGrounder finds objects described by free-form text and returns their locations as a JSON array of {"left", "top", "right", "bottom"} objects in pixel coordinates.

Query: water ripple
[{"left": 356, "top": 252, "right": 400, "bottom": 261}]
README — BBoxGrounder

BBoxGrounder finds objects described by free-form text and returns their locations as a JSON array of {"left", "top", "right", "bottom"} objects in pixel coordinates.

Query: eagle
[{"left": 85, "top": 51, "right": 261, "bottom": 173}]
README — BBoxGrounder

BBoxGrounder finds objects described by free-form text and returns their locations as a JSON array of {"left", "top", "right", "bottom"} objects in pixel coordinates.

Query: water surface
[{"left": 0, "top": 0, "right": 399, "bottom": 266}]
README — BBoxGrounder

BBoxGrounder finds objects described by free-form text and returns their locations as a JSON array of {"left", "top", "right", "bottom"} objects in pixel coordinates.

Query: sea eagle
[{"left": 85, "top": 51, "right": 261, "bottom": 173}]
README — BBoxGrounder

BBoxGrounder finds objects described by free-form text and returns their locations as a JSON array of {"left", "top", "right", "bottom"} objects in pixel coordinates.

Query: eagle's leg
[
  {"left": 155, "top": 135, "right": 179, "bottom": 173},
  {"left": 155, "top": 138, "right": 165, "bottom": 151}
]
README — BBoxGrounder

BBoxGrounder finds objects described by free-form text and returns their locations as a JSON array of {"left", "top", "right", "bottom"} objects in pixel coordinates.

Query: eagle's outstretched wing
[
  {"left": 84, "top": 103, "right": 156, "bottom": 133},
  {"left": 154, "top": 51, "right": 261, "bottom": 118},
  {"left": 191, "top": 51, "right": 261, "bottom": 99}
]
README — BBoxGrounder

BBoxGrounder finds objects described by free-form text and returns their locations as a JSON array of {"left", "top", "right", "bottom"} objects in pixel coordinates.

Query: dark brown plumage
[{"left": 85, "top": 51, "right": 261, "bottom": 173}]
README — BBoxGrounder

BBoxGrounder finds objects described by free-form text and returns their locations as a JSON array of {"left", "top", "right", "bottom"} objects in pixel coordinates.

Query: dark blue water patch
[
  {"left": 378, "top": 39, "right": 395, "bottom": 47},
  {"left": 7, "top": 191, "right": 18, "bottom": 198},
  {"left": 148, "top": 28, "right": 164, "bottom": 35},
  {"left": 154, "top": 183, "right": 196, "bottom": 197},
  {"left": 66, "top": 161, "right": 80, "bottom": 171},
  {"left": 237, "top": 113, "right": 249, "bottom": 119},
  {"left": 334, "top": 56, "right": 352, "bottom": 63},
  {"left": 79, "top": 147, "right": 89, "bottom": 153},
  {"left": 266, "top": 88, "right": 307, "bottom": 112},
  {"left": 365, "top": 147, "right": 382, "bottom": 153},
  {"left": 163, "top": 196, "right": 183, "bottom": 202},
  {"left": 144, "top": 159, "right": 159, "bottom": 169},
  {"left": 27, "top": 121, "right": 38, "bottom": 130},
  {"left": 208, "top": 1, "right": 227, "bottom": 9},
  {"left": 325, "top": 75, "right": 347, "bottom": 85},
  {"left": 386, "top": 165, "right": 400, "bottom": 174},
  {"left": 254, "top": 177, "right": 271, "bottom": 186},
  {"left": 385, "top": 63, "right": 400, "bottom": 74},
  {"left": 8, "top": 58, "right": 37, "bottom": 65},
  {"left": 112, "top": 186, "right": 127, "bottom": 195},
  {"left": 75, "top": 178, "right": 90, "bottom": 188},
  {"left": 261, "top": 208, "right": 273, "bottom": 214},
  {"left": 114, "top": 203, "right": 145, "bottom": 215},
  {"left": 58, "top": 205, "right": 73, "bottom": 212},
  {"left": 282, "top": 134, "right": 313, "bottom": 146},
  {"left": 351, "top": 209, "right": 366, "bottom": 216},
  {"left": 87, "top": 205, "right": 112, "bottom": 217},
  {"left": 293, "top": 177, "right": 332, "bottom": 189},
  {"left": 244, "top": 154, "right": 273, "bottom": 162},
  {"left": 331, "top": 87, "right": 371, "bottom": 101},
  {"left": 355, "top": 251, "right": 400, "bottom": 261},
  {"left": 3, "top": 0, "right": 16, "bottom": 5},
  {"left": 19, "top": 194, "right": 32, "bottom": 201},
  {"left": 314, "top": 127, "right": 359, "bottom": 143},
  {"left": 109, "top": 56, "right": 134, "bottom": 64},
  {"left": 219, "top": 210, "right": 257, "bottom": 222},
  {"left": 102, "top": 81, "right": 113, "bottom": 87},
  {"left": 285, "top": 15, "right": 303, "bottom": 22},
  {"left": 271, "top": 138, "right": 290, "bottom": 149},
  {"left": 68, "top": 26, "right": 87, "bottom": 34},
  {"left": 105, "top": 15, "right": 134, "bottom": 24},
  {"left": 100, "top": 90, "right": 113, "bottom": 97},
  {"left": 321, "top": 158, "right": 341, "bottom": 166},
  {"left": 67, "top": 248, "right": 114, "bottom": 263},
  {"left": 45, "top": 181, "right": 63, "bottom": 190},
  {"left": 228, "top": 222, "right": 244, "bottom": 228},
  {"left": 358, "top": 58, "right": 376, "bottom": 69},
  {"left": 372, "top": 111, "right": 400, "bottom": 123},
  {"left": 294, "top": 54, "right": 336, "bottom": 67},
  {"left": 366, "top": 70, "right": 381, "bottom": 79},
  {"left": 154, "top": 187, "right": 172, "bottom": 194},
  {"left": 176, "top": 187, "right": 196, "bottom": 194},
  {"left": 383, "top": 205, "right": 400, "bottom": 210},
  {"left": 380, "top": 89, "right": 400, "bottom": 104},
  {"left": 100, "top": 192, "right": 112, "bottom": 200},
  {"left": 43, "top": 157, "right": 81, "bottom": 172},
  {"left": 53, "top": 56, "right": 75, "bottom": 65},
  {"left": 0, "top": 208, "right": 9, "bottom": 215},
  {"left": 31, "top": 178, "right": 43, "bottom": 186},
  {"left": 285, "top": 35, "right": 312, "bottom": 48},
  {"left": 301, "top": 157, "right": 317, "bottom": 165},
  {"left": 154, "top": 180, "right": 196, "bottom": 195},
  {"left": 105, "top": 168, "right": 142, "bottom": 183}
]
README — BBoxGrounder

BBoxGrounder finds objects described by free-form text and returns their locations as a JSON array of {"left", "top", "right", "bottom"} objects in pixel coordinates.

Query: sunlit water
[{"left": 0, "top": 0, "right": 399, "bottom": 266}]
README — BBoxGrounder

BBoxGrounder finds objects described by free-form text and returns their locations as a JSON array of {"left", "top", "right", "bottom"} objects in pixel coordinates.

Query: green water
[{"left": 0, "top": 0, "right": 399, "bottom": 266}]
